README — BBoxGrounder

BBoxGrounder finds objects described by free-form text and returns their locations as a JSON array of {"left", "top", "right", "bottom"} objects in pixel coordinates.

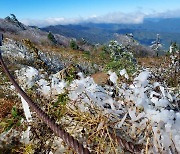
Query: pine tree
[
  {"left": 48, "top": 32, "right": 57, "bottom": 44},
  {"left": 10, "top": 14, "right": 18, "bottom": 22},
  {"left": 70, "top": 39, "right": 78, "bottom": 50}
]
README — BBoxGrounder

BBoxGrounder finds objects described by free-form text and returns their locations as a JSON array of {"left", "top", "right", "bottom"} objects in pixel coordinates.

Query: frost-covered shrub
[
  {"left": 106, "top": 41, "right": 134, "bottom": 60},
  {"left": 104, "top": 40, "right": 136, "bottom": 75},
  {"left": 150, "top": 34, "right": 163, "bottom": 57},
  {"left": 167, "top": 54, "right": 179, "bottom": 87},
  {"left": 169, "top": 42, "right": 179, "bottom": 54}
]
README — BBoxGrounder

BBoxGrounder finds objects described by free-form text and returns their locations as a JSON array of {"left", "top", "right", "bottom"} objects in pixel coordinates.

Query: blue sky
[{"left": 1, "top": 0, "right": 180, "bottom": 26}]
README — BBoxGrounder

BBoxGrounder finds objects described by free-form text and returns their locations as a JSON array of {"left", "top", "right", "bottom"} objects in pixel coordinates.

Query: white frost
[
  {"left": 21, "top": 96, "right": 32, "bottom": 122},
  {"left": 20, "top": 97, "right": 32, "bottom": 144},
  {"left": 37, "top": 79, "right": 51, "bottom": 98},
  {"left": 108, "top": 71, "right": 118, "bottom": 84},
  {"left": 120, "top": 69, "right": 129, "bottom": 79},
  {"left": 16, "top": 66, "right": 39, "bottom": 88}
]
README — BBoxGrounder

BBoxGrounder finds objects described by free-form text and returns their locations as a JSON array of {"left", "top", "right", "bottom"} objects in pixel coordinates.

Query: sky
[{"left": 1, "top": 0, "right": 180, "bottom": 27}]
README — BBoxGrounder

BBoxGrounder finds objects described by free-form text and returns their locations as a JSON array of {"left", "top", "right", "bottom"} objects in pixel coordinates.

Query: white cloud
[
  {"left": 86, "top": 11, "right": 145, "bottom": 24},
  {"left": 21, "top": 11, "right": 145, "bottom": 27},
  {"left": 20, "top": 9, "right": 180, "bottom": 27},
  {"left": 21, "top": 17, "right": 83, "bottom": 27},
  {"left": 146, "top": 9, "right": 180, "bottom": 18}
]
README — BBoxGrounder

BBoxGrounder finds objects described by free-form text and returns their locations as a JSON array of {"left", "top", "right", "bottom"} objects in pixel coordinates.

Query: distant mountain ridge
[
  {"left": 42, "top": 24, "right": 114, "bottom": 44},
  {"left": 41, "top": 18, "right": 180, "bottom": 49}
]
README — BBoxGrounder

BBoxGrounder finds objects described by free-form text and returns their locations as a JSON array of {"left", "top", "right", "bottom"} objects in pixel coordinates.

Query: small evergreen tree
[
  {"left": 70, "top": 39, "right": 78, "bottom": 50},
  {"left": 48, "top": 32, "right": 57, "bottom": 44},
  {"left": 5, "top": 16, "right": 11, "bottom": 22},
  {"left": 10, "top": 14, "right": 18, "bottom": 22}
]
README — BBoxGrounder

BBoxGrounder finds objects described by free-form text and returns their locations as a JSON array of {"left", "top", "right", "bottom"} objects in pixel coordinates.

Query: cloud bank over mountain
[
  {"left": 21, "top": 9, "right": 180, "bottom": 27},
  {"left": 21, "top": 11, "right": 145, "bottom": 27}
]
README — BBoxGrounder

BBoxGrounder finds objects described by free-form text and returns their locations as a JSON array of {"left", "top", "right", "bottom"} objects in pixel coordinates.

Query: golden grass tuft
[{"left": 51, "top": 99, "right": 126, "bottom": 153}]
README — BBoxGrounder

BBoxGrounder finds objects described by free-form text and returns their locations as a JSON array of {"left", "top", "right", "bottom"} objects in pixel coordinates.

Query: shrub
[
  {"left": 83, "top": 51, "right": 91, "bottom": 59},
  {"left": 70, "top": 39, "right": 78, "bottom": 50},
  {"left": 104, "top": 40, "right": 136, "bottom": 75},
  {"left": 99, "top": 51, "right": 108, "bottom": 60},
  {"left": 0, "top": 106, "right": 22, "bottom": 133},
  {"left": 52, "top": 91, "right": 69, "bottom": 120},
  {"left": 105, "top": 59, "right": 136, "bottom": 75}
]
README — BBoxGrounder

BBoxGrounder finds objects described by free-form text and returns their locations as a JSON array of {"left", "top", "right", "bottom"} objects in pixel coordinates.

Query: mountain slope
[
  {"left": 0, "top": 16, "right": 70, "bottom": 47},
  {"left": 41, "top": 18, "right": 180, "bottom": 49},
  {"left": 42, "top": 24, "right": 114, "bottom": 44}
]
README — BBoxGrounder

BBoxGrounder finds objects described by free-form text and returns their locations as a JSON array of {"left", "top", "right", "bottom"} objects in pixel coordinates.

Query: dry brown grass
[
  {"left": 0, "top": 98, "right": 14, "bottom": 121},
  {"left": 138, "top": 55, "right": 179, "bottom": 87},
  {"left": 137, "top": 56, "right": 171, "bottom": 68},
  {"left": 91, "top": 72, "right": 109, "bottom": 85},
  {"left": 45, "top": 93, "right": 143, "bottom": 154},
  {"left": 63, "top": 101, "right": 121, "bottom": 154}
]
